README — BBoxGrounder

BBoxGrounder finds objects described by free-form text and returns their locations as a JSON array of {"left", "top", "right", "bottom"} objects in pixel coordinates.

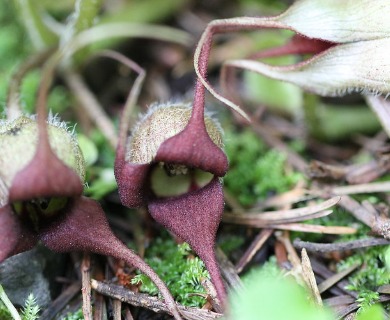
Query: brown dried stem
[
  {"left": 91, "top": 280, "right": 223, "bottom": 320},
  {"left": 294, "top": 237, "right": 390, "bottom": 253},
  {"left": 317, "top": 263, "right": 360, "bottom": 294},
  {"left": 81, "top": 253, "right": 92, "bottom": 320},
  {"left": 235, "top": 229, "right": 273, "bottom": 273},
  {"left": 39, "top": 282, "right": 81, "bottom": 320}
]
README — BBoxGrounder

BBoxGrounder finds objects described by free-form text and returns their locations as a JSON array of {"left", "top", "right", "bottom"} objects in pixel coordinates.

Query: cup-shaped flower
[
  {"left": 0, "top": 115, "right": 182, "bottom": 319},
  {"left": 115, "top": 102, "right": 229, "bottom": 305},
  {"left": 193, "top": 0, "right": 390, "bottom": 118}
]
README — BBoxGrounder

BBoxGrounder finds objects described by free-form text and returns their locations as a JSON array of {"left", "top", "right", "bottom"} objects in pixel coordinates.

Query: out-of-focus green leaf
[
  {"left": 304, "top": 95, "right": 381, "bottom": 141},
  {"left": 242, "top": 31, "right": 302, "bottom": 115},
  {"left": 77, "top": 134, "right": 98, "bottom": 166},
  {"left": 84, "top": 168, "right": 117, "bottom": 200},
  {"left": 72, "top": 0, "right": 103, "bottom": 34},
  {"left": 230, "top": 270, "right": 334, "bottom": 320},
  {"left": 356, "top": 304, "right": 385, "bottom": 320},
  {"left": 13, "top": 0, "right": 58, "bottom": 49},
  {"left": 99, "top": 0, "right": 189, "bottom": 25}
]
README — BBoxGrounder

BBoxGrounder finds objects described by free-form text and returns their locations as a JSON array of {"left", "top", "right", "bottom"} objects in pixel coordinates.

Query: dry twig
[
  {"left": 235, "top": 229, "right": 273, "bottom": 273},
  {"left": 91, "top": 280, "right": 223, "bottom": 320},
  {"left": 317, "top": 263, "right": 360, "bottom": 294},
  {"left": 39, "top": 282, "right": 81, "bottom": 320},
  {"left": 81, "top": 253, "right": 92, "bottom": 320},
  {"left": 294, "top": 238, "right": 390, "bottom": 253},
  {"left": 301, "top": 249, "right": 322, "bottom": 306}
]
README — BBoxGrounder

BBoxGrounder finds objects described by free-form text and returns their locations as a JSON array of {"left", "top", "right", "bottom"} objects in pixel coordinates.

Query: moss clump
[
  {"left": 338, "top": 246, "right": 390, "bottom": 311},
  {"left": 224, "top": 129, "right": 303, "bottom": 206},
  {"left": 131, "top": 238, "right": 209, "bottom": 307}
]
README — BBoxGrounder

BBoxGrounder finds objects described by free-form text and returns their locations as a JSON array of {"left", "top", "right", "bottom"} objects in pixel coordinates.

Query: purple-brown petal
[
  {"left": 9, "top": 141, "right": 83, "bottom": 203},
  {"left": 154, "top": 118, "right": 228, "bottom": 177},
  {"left": 114, "top": 158, "right": 150, "bottom": 208},
  {"left": 148, "top": 177, "right": 227, "bottom": 304},
  {"left": 39, "top": 196, "right": 182, "bottom": 320},
  {"left": 0, "top": 205, "right": 37, "bottom": 262}
]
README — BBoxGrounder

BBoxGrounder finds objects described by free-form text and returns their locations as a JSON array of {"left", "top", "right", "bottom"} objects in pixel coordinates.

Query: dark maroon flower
[
  {"left": 115, "top": 45, "right": 229, "bottom": 305},
  {"left": 0, "top": 86, "right": 181, "bottom": 319}
]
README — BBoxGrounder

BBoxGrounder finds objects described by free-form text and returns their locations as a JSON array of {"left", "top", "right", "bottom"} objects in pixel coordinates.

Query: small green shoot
[{"left": 20, "top": 294, "right": 40, "bottom": 320}]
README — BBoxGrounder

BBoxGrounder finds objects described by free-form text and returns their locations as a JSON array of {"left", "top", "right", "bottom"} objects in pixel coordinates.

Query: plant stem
[{"left": 0, "top": 284, "right": 21, "bottom": 320}]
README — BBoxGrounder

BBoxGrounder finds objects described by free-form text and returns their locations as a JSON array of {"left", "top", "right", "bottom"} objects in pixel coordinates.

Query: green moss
[
  {"left": 62, "top": 308, "right": 83, "bottom": 320},
  {"left": 131, "top": 238, "right": 209, "bottom": 307},
  {"left": 0, "top": 301, "right": 11, "bottom": 319},
  {"left": 218, "top": 234, "right": 245, "bottom": 255},
  {"left": 224, "top": 129, "right": 303, "bottom": 206},
  {"left": 337, "top": 246, "right": 390, "bottom": 312}
]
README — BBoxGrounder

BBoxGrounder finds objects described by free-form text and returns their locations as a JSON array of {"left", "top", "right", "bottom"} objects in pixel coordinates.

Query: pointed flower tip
[{"left": 2, "top": 116, "right": 85, "bottom": 203}]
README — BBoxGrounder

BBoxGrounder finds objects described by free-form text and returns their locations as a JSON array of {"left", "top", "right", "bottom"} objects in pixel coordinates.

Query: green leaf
[
  {"left": 356, "top": 304, "right": 385, "bottom": 320},
  {"left": 77, "top": 134, "right": 98, "bottom": 166},
  {"left": 13, "top": 0, "right": 58, "bottom": 49},
  {"left": 230, "top": 273, "right": 334, "bottom": 320}
]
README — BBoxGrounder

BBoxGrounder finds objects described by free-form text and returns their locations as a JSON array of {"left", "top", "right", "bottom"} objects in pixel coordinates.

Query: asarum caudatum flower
[
  {"left": 0, "top": 114, "right": 181, "bottom": 320},
  {"left": 115, "top": 95, "right": 229, "bottom": 304},
  {"left": 193, "top": 0, "right": 390, "bottom": 123}
]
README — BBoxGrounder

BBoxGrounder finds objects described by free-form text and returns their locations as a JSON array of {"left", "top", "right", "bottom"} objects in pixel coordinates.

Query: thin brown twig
[
  {"left": 323, "top": 295, "right": 355, "bottom": 307},
  {"left": 293, "top": 237, "right": 390, "bottom": 253},
  {"left": 39, "top": 282, "right": 81, "bottom": 320},
  {"left": 81, "top": 253, "right": 93, "bottom": 320},
  {"left": 301, "top": 249, "right": 322, "bottom": 306},
  {"left": 337, "top": 295, "right": 390, "bottom": 319},
  {"left": 337, "top": 195, "right": 374, "bottom": 227},
  {"left": 330, "top": 181, "right": 390, "bottom": 196},
  {"left": 235, "top": 229, "right": 273, "bottom": 273},
  {"left": 267, "top": 223, "right": 356, "bottom": 234},
  {"left": 317, "top": 262, "right": 360, "bottom": 294},
  {"left": 91, "top": 279, "right": 223, "bottom": 320},
  {"left": 310, "top": 258, "right": 357, "bottom": 298},
  {"left": 112, "top": 299, "right": 122, "bottom": 320},
  {"left": 124, "top": 306, "right": 135, "bottom": 320},
  {"left": 215, "top": 247, "right": 243, "bottom": 291},
  {"left": 223, "top": 196, "right": 341, "bottom": 226},
  {"left": 275, "top": 231, "right": 301, "bottom": 275}
]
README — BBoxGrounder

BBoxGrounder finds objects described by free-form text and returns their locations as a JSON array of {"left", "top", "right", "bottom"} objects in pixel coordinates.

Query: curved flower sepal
[
  {"left": 195, "top": 0, "right": 390, "bottom": 116},
  {"left": 154, "top": 116, "right": 228, "bottom": 177},
  {"left": 114, "top": 155, "right": 150, "bottom": 208},
  {"left": 0, "top": 205, "right": 37, "bottom": 261},
  {"left": 40, "top": 196, "right": 182, "bottom": 320},
  {"left": 148, "top": 177, "right": 227, "bottom": 304},
  {"left": 9, "top": 140, "right": 83, "bottom": 203}
]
